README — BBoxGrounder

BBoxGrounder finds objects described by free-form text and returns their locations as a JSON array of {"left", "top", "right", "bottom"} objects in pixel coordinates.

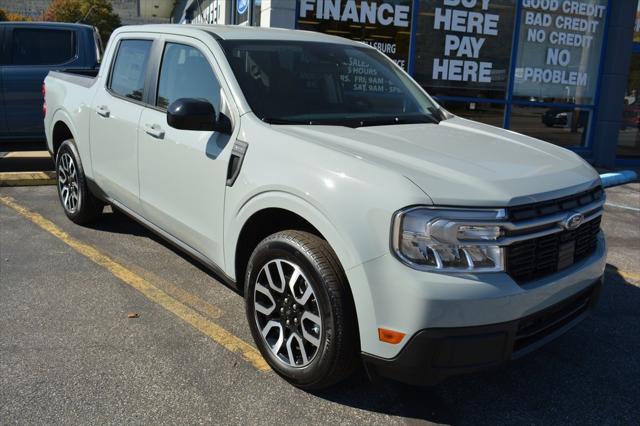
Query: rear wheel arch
[{"left": 51, "top": 120, "right": 74, "bottom": 158}]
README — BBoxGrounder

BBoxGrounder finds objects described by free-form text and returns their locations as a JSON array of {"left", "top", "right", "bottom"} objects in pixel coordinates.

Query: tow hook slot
[{"left": 226, "top": 140, "right": 248, "bottom": 187}]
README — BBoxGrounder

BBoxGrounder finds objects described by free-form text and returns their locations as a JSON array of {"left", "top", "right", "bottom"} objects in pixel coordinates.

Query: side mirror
[{"left": 167, "top": 98, "right": 231, "bottom": 133}]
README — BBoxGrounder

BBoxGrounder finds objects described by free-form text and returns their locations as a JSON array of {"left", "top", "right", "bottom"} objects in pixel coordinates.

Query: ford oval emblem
[
  {"left": 563, "top": 213, "right": 584, "bottom": 230},
  {"left": 237, "top": 0, "right": 248, "bottom": 14}
]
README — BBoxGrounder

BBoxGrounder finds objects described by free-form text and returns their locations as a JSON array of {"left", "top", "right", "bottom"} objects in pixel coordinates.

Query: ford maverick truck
[{"left": 44, "top": 24, "right": 606, "bottom": 389}]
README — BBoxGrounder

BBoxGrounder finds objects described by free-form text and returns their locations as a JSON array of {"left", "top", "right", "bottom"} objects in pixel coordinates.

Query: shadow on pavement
[
  {"left": 311, "top": 265, "right": 639, "bottom": 424},
  {"left": 85, "top": 208, "right": 243, "bottom": 294},
  {"left": 0, "top": 153, "right": 54, "bottom": 172},
  {"left": 81, "top": 208, "right": 639, "bottom": 424}
]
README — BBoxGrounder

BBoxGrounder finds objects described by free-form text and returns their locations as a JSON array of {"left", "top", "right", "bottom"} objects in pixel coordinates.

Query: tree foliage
[
  {"left": 0, "top": 9, "right": 32, "bottom": 21},
  {"left": 44, "top": 0, "right": 121, "bottom": 44}
]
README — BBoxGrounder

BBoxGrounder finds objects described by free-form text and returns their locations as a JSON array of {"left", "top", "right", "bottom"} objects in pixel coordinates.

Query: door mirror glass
[{"left": 167, "top": 98, "right": 216, "bottom": 131}]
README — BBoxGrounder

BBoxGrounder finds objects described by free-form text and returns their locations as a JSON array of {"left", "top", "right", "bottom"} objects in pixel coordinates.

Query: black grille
[
  {"left": 506, "top": 216, "right": 601, "bottom": 284},
  {"left": 508, "top": 186, "right": 604, "bottom": 221}
]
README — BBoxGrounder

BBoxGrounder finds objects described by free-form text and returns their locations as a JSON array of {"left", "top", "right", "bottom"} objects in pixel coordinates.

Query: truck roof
[
  {"left": 113, "top": 24, "right": 365, "bottom": 46},
  {"left": 0, "top": 21, "right": 94, "bottom": 30}
]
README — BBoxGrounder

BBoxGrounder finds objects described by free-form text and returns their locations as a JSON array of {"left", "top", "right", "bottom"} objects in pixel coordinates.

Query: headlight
[{"left": 391, "top": 207, "right": 506, "bottom": 272}]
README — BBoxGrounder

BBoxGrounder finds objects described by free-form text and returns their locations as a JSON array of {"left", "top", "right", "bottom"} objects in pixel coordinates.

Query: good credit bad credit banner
[{"left": 514, "top": 0, "right": 607, "bottom": 103}]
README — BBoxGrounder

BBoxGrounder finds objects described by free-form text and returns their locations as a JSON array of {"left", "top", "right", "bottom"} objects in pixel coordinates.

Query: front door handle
[
  {"left": 96, "top": 105, "right": 110, "bottom": 117},
  {"left": 144, "top": 123, "right": 165, "bottom": 139}
]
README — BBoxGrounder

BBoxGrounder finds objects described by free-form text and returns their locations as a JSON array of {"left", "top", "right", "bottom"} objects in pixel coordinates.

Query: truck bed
[{"left": 48, "top": 69, "right": 99, "bottom": 88}]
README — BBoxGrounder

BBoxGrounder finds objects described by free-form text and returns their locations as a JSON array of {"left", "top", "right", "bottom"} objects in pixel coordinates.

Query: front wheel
[
  {"left": 56, "top": 140, "right": 103, "bottom": 225},
  {"left": 245, "top": 230, "right": 358, "bottom": 390}
]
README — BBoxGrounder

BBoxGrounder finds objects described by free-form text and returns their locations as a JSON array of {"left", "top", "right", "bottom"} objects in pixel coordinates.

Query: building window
[
  {"left": 409, "top": 0, "right": 608, "bottom": 147},
  {"left": 510, "top": 105, "right": 590, "bottom": 148},
  {"left": 618, "top": 7, "right": 640, "bottom": 159},
  {"left": 252, "top": 0, "right": 261, "bottom": 26},
  {"left": 513, "top": 0, "right": 607, "bottom": 105},
  {"left": 618, "top": 59, "right": 640, "bottom": 157},
  {"left": 296, "top": 0, "right": 414, "bottom": 70},
  {"left": 413, "top": 0, "right": 516, "bottom": 100}
]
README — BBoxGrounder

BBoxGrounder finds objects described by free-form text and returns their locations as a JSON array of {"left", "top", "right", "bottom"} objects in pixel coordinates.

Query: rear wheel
[
  {"left": 56, "top": 140, "right": 103, "bottom": 225},
  {"left": 245, "top": 230, "right": 358, "bottom": 389}
]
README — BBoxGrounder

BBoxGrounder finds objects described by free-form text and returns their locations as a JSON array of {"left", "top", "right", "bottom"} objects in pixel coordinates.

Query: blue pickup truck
[{"left": 0, "top": 22, "right": 102, "bottom": 151}]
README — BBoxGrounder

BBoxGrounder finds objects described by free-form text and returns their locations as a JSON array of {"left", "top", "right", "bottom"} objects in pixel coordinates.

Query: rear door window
[
  {"left": 11, "top": 28, "right": 76, "bottom": 66},
  {"left": 109, "top": 39, "right": 153, "bottom": 102}
]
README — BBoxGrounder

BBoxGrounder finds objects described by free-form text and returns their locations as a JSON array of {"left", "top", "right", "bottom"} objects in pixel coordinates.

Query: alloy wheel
[
  {"left": 253, "top": 259, "right": 323, "bottom": 368},
  {"left": 57, "top": 152, "right": 80, "bottom": 214}
]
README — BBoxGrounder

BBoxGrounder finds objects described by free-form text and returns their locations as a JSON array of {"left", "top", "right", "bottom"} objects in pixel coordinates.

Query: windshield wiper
[
  {"left": 263, "top": 117, "right": 357, "bottom": 127},
  {"left": 262, "top": 117, "right": 312, "bottom": 125},
  {"left": 263, "top": 114, "right": 440, "bottom": 128},
  {"left": 355, "top": 115, "right": 439, "bottom": 128}
]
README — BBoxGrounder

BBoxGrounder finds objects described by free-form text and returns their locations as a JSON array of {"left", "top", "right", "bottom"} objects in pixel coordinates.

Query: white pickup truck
[{"left": 44, "top": 24, "right": 607, "bottom": 389}]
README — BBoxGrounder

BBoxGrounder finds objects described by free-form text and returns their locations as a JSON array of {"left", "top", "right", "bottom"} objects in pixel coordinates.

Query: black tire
[
  {"left": 245, "top": 230, "right": 358, "bottom": 390},
  {"left": 55, "top": 139, "right": 103, "bottom": 225}
]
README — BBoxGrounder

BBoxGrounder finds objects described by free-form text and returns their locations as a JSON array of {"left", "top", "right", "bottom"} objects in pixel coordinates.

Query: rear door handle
[
  {"left": 96, "top": 105, "right": 110, "bottom": 117},
  {"left": 144, "top": 123, "right": 165, "bottom": 139}
]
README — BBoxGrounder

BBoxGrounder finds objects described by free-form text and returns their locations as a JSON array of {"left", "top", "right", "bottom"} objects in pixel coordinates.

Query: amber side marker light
[{"left": 378, "top": 328, "right": 405, "bottom": 344}]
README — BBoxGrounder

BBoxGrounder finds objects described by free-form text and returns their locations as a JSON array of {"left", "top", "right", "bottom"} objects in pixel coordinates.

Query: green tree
[
  {"left": 0, "top": 9, "right": 31, "bottom": 21},
  {"left": 7, "top": 13, "right": 32, "bottom": 21},
  {"left": 44, "top": 0, "right": 121, "bottom": 44}
]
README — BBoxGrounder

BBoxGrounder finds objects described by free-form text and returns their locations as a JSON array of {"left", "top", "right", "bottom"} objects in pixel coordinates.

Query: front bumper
[{"left": 363, "top": 277, "right": 602, "bottom": 386}]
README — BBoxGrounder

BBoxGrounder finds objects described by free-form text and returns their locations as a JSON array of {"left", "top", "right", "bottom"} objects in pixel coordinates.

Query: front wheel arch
[{"left": 234, "top": 208, "right": 323, "bottom": 293}]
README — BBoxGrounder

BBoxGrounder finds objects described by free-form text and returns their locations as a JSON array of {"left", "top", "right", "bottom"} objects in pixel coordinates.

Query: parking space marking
[
  {"left": 606, "top": 267, "right": 640, "bottom": 286},
  {"left": 125, "top": 263, "right": 224, "bottom": 320},
  {"left": 0, "top": 195, "right": 270, "bottom": 372},
  {"left": 605, "top": 202, "right": 640, "bottom": 212},
  {"left": 2, "top": 151, "right": 51, "bottom": 159}
]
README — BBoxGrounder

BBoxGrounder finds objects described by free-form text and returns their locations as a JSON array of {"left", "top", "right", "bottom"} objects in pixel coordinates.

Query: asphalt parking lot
[{"left": 1, "top": 160, "right": 639, "bottom": 424}]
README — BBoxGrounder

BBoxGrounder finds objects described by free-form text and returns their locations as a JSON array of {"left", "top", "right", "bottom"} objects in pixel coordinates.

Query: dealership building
[{"left": 170, "top": 0, "right": 640, "bottom": 167}]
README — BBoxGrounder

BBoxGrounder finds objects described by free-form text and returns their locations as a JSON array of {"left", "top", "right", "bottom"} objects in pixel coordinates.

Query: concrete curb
[
  {"left": 0, "top": 171, "right": 56, "bottom": 187},
  {"left": 2, "top": 151, "right": 51, "bottom": 159}
]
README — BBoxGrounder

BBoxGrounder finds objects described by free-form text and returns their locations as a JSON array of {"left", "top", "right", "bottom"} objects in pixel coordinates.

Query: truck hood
[{"left": 273, "top": 116, "right": 600, "bottom": 206}]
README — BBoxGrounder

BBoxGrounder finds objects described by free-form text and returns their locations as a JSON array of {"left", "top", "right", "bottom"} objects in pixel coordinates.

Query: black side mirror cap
[{"left": 167, "top": 98, "right": 219, "bottom": 132}]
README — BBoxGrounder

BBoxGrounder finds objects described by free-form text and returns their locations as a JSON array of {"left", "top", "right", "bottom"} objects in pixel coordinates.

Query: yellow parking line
[
  {"left": 606, "top": 266, "right": 640, "bottom": 286},
  {"left": 0, "top": 171, "right": 56, "bottom": 187},
  {"left": 620, "top": 271, "right": 640, "bottom": 285},
  {"left": 125, "top": 263, "right": 225, "bottom": 320},
  {"left": 3, "top": 151, "right": 51, "bottom": 159},
  {"left": 0, "top": 195, "right": 270, "bottom": 372}
]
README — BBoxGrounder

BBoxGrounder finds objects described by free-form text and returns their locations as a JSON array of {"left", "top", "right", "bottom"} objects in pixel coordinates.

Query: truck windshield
[{"left": 219, "top": 40, "right": 443, "bottom": 127}]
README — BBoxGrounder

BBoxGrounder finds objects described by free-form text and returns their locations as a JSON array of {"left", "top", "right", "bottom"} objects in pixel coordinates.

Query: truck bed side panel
[{"left": 45, "top": 72, "right": 99, "bottom": 178}]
